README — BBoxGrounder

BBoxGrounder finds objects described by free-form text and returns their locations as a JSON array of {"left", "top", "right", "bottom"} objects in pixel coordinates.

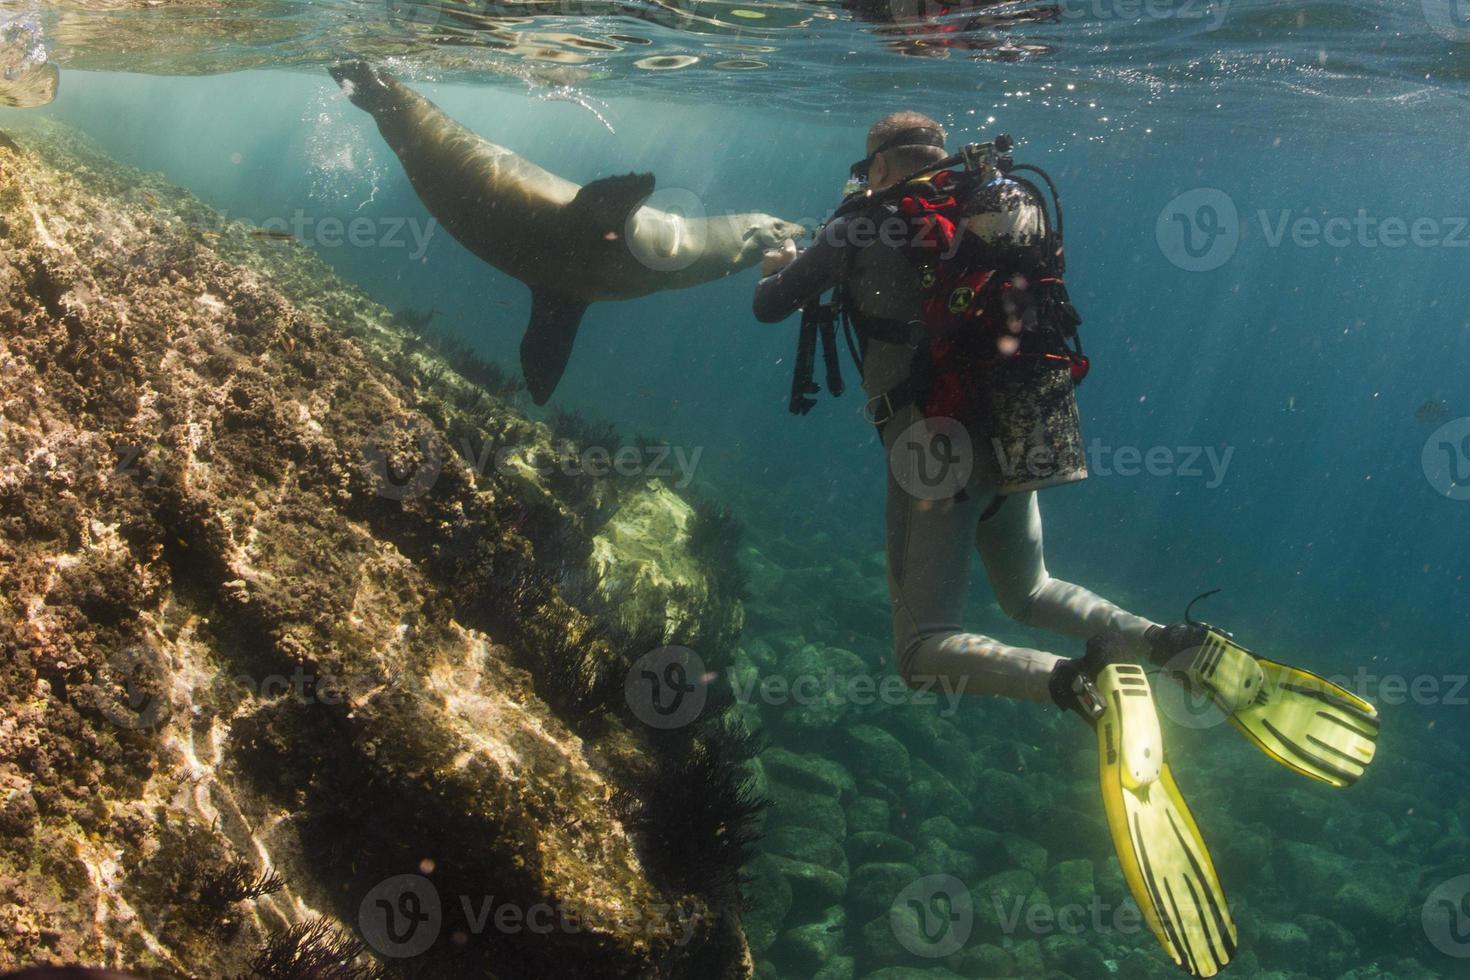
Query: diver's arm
[{"left": 751, "top": 223, "right": 847, "bottom": 323}]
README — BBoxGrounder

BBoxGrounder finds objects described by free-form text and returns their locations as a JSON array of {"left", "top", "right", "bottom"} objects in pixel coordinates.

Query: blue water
[
  {"left": 35, "top": 62, "right": 1466, "bottom": 666},
  {"left": 6, "top": 1, "right": 1470, "bottom": 974}
]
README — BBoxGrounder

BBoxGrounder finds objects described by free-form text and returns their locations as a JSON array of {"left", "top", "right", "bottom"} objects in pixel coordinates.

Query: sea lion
[{"left": 329, "top": 62, "right": 805, "bottom": 403}]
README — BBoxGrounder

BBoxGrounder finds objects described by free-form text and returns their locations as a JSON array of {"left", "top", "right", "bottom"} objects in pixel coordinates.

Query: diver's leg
[
  {"left": 885, "top": 409, "right": 1061, "bottom": 704},
  {"left": 976, "top": 491, "right": 1156, "bottom": 655}
]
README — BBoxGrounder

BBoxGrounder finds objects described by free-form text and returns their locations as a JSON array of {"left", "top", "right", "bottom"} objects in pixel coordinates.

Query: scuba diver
[{"left": 752, "top": 113, "right": 1381, "bottom": 977}]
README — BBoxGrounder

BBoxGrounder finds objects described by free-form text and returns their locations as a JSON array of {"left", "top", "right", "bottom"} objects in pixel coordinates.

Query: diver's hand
[{"left": 761, "top": 239, "right": 798, "bottom": 277}]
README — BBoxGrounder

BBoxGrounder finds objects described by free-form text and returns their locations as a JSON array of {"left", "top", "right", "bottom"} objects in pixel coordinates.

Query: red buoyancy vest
[{"left": 895, "top": 170, "right": 1086, "bottom": 424}]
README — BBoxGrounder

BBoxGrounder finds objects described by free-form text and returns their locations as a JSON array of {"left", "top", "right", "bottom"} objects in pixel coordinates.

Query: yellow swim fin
[
  {"left": 1188, "top": 629, "right": 1380, "bottom": 788},
  {"left": 1090, "top": 662, "right": 1239, "bottom": 978}
]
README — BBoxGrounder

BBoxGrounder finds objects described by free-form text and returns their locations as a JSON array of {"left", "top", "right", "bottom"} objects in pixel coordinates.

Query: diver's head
[{"left": 852, "top": 112, "right": 948, "bottom": 193}]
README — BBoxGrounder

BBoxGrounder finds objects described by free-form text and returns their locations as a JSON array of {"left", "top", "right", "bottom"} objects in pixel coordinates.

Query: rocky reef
[
  {"left": 726, "top": 506, "right": 1463, "bottom": 980},
  {"left": 0, "top": 120, "right": 757, "bottom": 978}
]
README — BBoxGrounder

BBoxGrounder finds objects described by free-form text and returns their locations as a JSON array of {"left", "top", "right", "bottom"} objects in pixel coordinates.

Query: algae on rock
[{"left": 0, "top": 120, "right": 755, "bottom": 978}]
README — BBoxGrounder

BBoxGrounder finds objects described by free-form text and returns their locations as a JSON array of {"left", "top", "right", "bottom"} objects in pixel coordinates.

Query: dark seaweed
[
  {"left": 242, "top": 918, "right": 387, "bottom": 980},
  {"left": 685, "top": 497, "right": 745, "bottom": 598},
  {"left": 546, "top": 405, "right": 620, "bottom": 455},
  {"left": 199, "top": 860, "right": 286, "bottom": 908},
  {"left": 624, "top": 717, "right": 770, "bottom": 895}
]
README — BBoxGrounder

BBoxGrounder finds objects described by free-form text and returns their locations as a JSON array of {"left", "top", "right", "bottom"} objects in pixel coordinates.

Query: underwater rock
[
  {"left": 1256, "top": 920, "right": 1312, "bottom": 972},
  {"left": 944, "top": 942, "right": 1015, "bottom": 977},
  {"left": 771, "top": 644, "right": 869, "bottom": 733},
  {"left": 856, "top": 967, "right": 965, "bottom": 980},
  {"left": 740, "top": 854, "right": 792, "bottom": 957},
  {"left": 1331, "top": 874, "right": 1412, "bottom": 934},
  {"left": 971, "top": 768, "right": 1047, "bottom": 828},
  {"left": 911, "top": 836, "right": 976, "bottom": 883},
  {"left": 969, "top": 869, "right": 1044, "bottom": 938},
  {"left": 0, "top": 121, "right": 754, "bottom": 977},
  {"left": 766, "top": 780, "right": 848, "bottom": 838},
  {"left": 1274, "top": 839, "right": 1346, "bottom": 902},
  {"left": 903, "top": 759, "right": 971, "bottom": 827},
  {"left": 1297, "top": 913, "right": 1358, "bottom": 976},
  {"left": 811, "top": 954, "right": 857, "bottom": 980},
  {"left": 764, "top": 854, "right": 847, "bottom": 909},
  {"left": 760, "top": 747, "right": 855, "bottom": 801},
  {"left": 845, "top": 863, "right": 920, "bottom": 923},
  {"left": 765, "top": 826, "right": 849, "bottom": 880},
  {"left": 845, "top": 795, "right": 891, "bottom": 834},
  {"left": 844, "top": 831, "right": 914, "bottom": 866},
  {"left": 999, "top": 833, "right": 1047, "bottom": 877},
  {"left": 839, "top": 724, "right": 911, "bottom": 789},
  {"left": 1041, "top": 932, "right": 1110, "bottom": 978},
  {"left": 1042, "top": 858, "right": 1095, "bottom": 911},
  {"left": 774, "top": 904, "right": 846, "bottom": 975}
]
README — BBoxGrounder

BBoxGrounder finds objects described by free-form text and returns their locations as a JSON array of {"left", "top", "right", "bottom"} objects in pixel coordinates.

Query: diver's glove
[
  {"left": 1048, "top": 631, "right": 1130, "bottom": 720},
  {"left": 1146, "top": 621, "right": 1209, "bottom": 668}
]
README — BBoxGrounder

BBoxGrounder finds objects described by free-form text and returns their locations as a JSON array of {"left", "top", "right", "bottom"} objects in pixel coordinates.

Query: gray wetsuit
[{"left": 753, "top": 178, "right": 1155, "bottom": 704}]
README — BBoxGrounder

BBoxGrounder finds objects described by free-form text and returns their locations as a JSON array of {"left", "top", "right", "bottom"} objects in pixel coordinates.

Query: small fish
[
  {"left": 250, "top": 229, "right": 295, "bottom": 242},
  {"left": 1416, "top": 399, "right": 1450, "bottom": 424},
  {"left": 141, "top": 190, "right": 159, "bottom": 207}
]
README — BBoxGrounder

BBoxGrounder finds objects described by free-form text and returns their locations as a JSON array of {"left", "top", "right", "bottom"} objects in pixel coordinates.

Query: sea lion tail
[
  {"left": 521, "top": 291, "right": 590, "bottom": 406},
  {"left": 516, "top": 173, "right": 657, "bottom": 404},
  {"left": 328, "top": 61, "right": 395, "bottom": 113}
]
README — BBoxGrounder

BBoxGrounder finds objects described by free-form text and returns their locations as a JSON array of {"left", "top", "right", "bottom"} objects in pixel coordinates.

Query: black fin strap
[{"left": 1184, "top": 588, "right": 1222, "bottom": 626}]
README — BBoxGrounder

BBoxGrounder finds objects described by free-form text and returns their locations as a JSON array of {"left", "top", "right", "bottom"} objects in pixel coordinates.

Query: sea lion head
[{"left": 742, "top": 214, "right": 808, "bottom": 255}]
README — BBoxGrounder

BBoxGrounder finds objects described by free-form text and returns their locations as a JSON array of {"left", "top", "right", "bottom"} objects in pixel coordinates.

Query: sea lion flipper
[
  {"left": 568, "top": 173, "right": 656, "bottom": 239},
  {"left": 520, "top": 290, "right": 589, "bottom": 405},
  {"left": 329, "top": 61, "right": 395, "bottom": 112}
]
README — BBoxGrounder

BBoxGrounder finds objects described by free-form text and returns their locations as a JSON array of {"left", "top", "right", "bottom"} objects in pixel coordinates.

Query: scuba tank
[{"left": 790, "top": 135, "right": 1089, "bottom": 495}]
